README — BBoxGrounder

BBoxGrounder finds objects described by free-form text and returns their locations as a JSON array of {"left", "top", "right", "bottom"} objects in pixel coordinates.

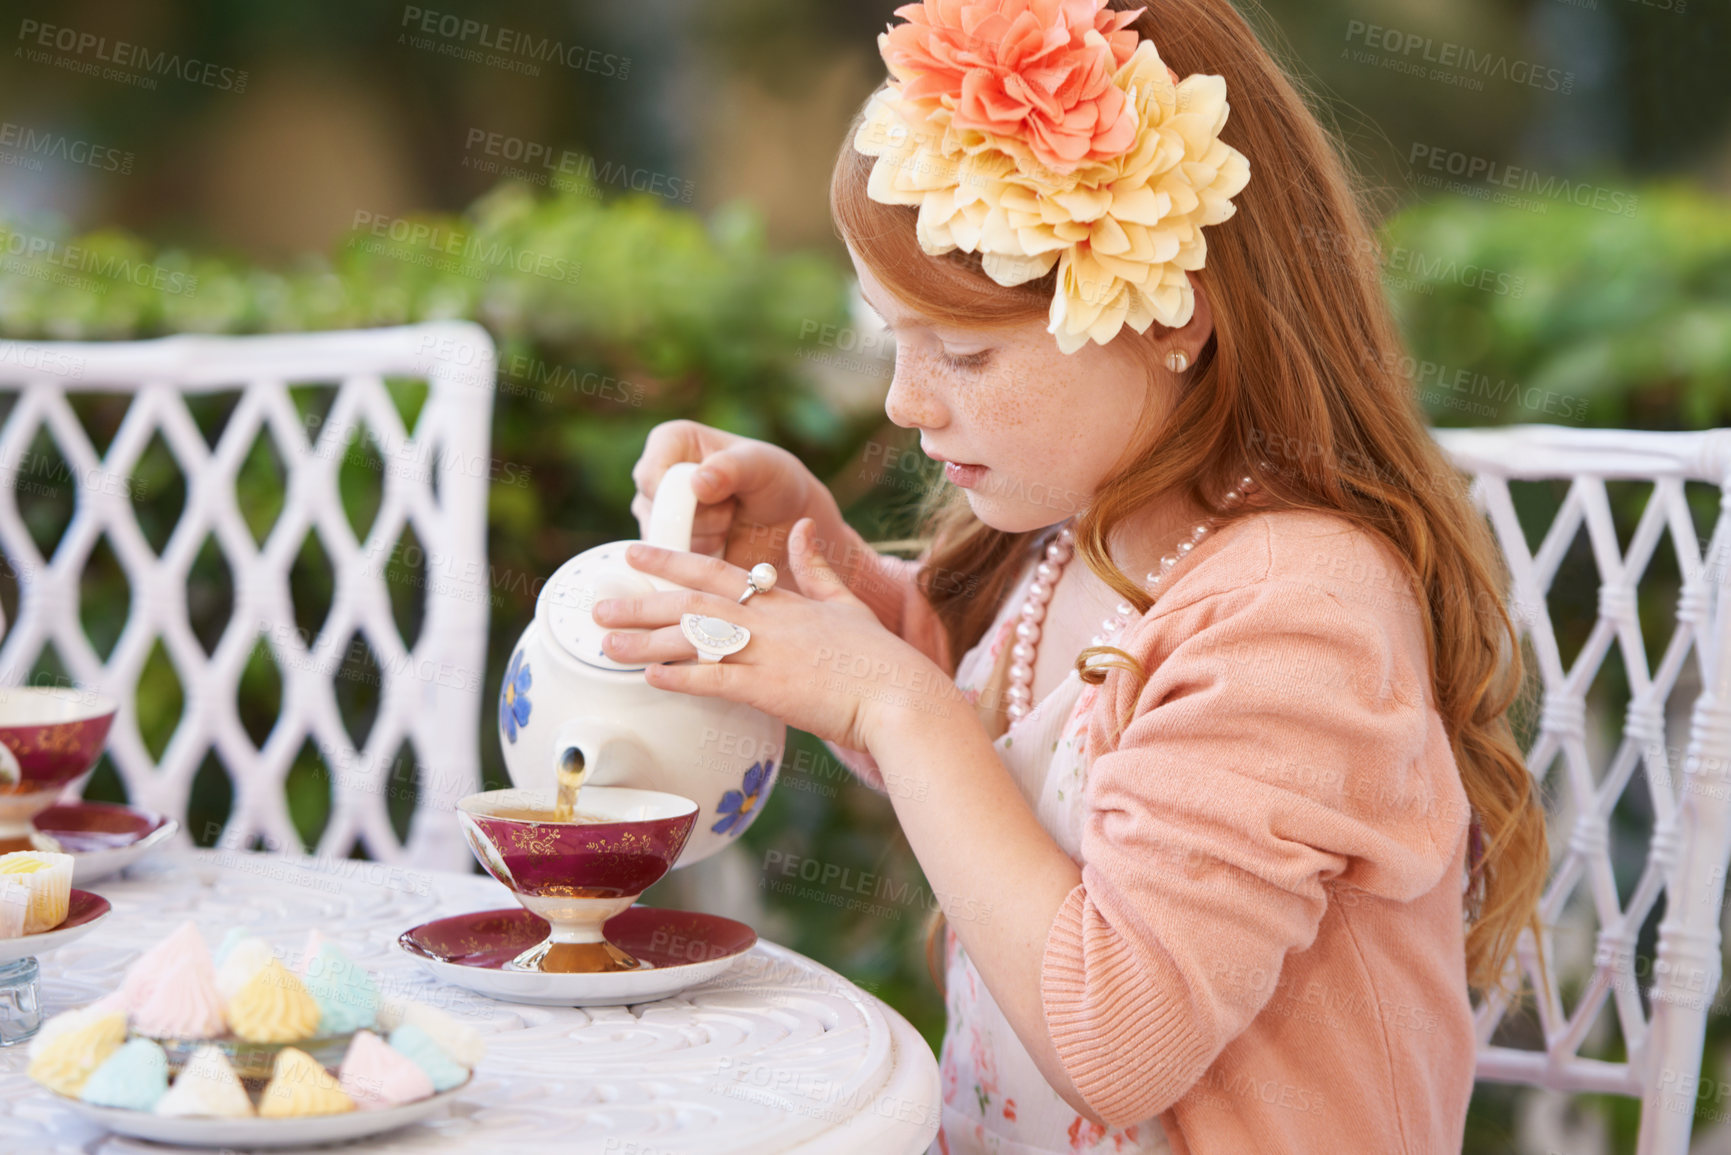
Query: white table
[{"left": 0, "top": 850, "right": 942, "bottom": 1154}]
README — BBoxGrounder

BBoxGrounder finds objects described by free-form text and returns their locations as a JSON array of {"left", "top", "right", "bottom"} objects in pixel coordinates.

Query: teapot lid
[{"left": 536, "top": 463, "right": 702, "bottom": 672}]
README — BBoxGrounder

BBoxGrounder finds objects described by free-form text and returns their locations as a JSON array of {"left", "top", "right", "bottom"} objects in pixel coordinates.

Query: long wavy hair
[{"left": 832, "top": 0, "right": 1547, "bottom": 998}]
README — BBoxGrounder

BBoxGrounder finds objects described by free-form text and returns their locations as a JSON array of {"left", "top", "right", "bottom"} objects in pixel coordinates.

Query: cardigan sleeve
[
  {"left": 821, "top": 551, "right": 952, "bottom": 794},
  {"left": 1039, "top": 574, "right": 1465, "bottom": 1126}
]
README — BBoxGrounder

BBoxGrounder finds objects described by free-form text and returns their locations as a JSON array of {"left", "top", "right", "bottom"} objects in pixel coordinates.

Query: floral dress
[{"left": 930, "top": 548, "right": 1169, "bottom": 1155}]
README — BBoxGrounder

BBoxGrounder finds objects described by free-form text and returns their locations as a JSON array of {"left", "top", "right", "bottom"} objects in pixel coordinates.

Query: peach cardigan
[{"left": 837, "top": 510, "right": 1478, "bottom": 1154}]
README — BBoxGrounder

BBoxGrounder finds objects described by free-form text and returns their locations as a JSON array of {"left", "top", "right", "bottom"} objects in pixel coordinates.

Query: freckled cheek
[{"left": 958, "top": 370, "right": 1045, "bottom": 435}]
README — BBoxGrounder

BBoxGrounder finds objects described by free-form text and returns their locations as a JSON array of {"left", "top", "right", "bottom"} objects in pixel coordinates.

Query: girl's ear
[{"left": 1166, "top": 273, "right": 1214, "bottom": 368}]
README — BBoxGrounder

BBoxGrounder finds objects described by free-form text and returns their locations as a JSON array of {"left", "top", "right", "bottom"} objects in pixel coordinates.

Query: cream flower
[{"left": 854, "top": 32, "right": 1251, "bottom": 354}]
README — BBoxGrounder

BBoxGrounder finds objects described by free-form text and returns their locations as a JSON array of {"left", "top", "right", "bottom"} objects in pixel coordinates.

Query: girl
[{"left": 592, "top": 1, "right": 1548, "bottom": 1151}]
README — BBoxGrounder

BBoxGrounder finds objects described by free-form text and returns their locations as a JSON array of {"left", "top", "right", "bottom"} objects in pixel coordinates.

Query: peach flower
[
  {"left": 880, "top": 0, "right": 1144, "bottom": 174},
  {"left": 855, "top": 33, "right": 1250, "bottom": 353}
]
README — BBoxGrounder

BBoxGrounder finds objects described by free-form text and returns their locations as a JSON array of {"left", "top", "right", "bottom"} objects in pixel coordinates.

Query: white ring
[{"left": 681, "top": 613, "right": 751, "bottom": 663}]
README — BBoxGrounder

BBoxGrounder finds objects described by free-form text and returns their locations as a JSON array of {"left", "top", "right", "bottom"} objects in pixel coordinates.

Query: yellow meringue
[
  {"left": 258, "top": 1047, "right": 355, "bottom": 1118},
  {"left": 225, "top": 959, "right": 321, "bottom": 1044},
  {"left": 26, "top": 1011, "right": 125, "bottom": 1096}
]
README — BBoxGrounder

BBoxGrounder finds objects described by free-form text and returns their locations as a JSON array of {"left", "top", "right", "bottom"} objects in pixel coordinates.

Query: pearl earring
[{"left": 1164, "top": 350, "right": 1190, "bottom": 373}]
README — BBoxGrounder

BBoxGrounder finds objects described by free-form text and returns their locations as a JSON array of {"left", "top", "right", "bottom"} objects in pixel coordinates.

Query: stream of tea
[{"left": 553, "top": 751, "right": 587, "bottom": 822}]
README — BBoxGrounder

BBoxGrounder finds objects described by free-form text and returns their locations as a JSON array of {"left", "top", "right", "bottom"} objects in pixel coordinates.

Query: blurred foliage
[
  {"left": 1384, "top": 183, "right": 1731, "bottom": 430},
  {"left": 4, "top": 178, "right": 1731, "bottom": 1097}
]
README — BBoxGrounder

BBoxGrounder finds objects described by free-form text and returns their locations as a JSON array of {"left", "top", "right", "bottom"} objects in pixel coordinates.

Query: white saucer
[
  {"left": 30, "top": 802, "right": 178, "bottom": 885},
  {"left": 400, "top": 944, "right": 750, "bottom": 1007},
  {"left": 398, "top": 906, "right": 757, "bottom": 1007},
  {"left": 66, "top": 818, "right": 177, "bottom": 885},
  {"left": 57, "top": 1076, "right": 470, "bottom": 1148}
]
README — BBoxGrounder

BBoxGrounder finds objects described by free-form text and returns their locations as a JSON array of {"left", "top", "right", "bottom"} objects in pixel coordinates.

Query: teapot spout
[{"left": 549, "top": 720, "right": 655, "bottom": 803}]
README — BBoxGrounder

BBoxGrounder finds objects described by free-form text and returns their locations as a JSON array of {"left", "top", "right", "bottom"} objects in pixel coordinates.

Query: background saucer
[
  {"left": 399, "top": 906, "right": 756, "bottom": 1006},
  {"left": 0, "top": 889, "right": 111, "bottom": 964},
  {"left": 32, "top": 803, "right": 176, "bottom": 884}
]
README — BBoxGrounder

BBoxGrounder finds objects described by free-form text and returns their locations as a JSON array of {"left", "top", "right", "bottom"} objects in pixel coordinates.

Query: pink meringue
[
  {"left": 119, "top": 921, "right": 212, "bottom": 1013},
  {"left": 295, "top": 929, "right": 329, "bottom": 975},
  {"left": 337, "top": 1030, "right": 434, "bottom": 1109},
  {"left": 131, "top": 937, "right": 226, "bottom": 1040}
]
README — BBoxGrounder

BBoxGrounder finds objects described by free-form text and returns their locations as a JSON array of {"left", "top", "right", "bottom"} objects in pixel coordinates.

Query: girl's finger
[
  {"left": 787, "top": 518, "right": 859, "bottom": 605},
  {"left": 689, "top": 442, "right": 784, "bottom": 506},
  {"left": 599, "top": 624, "right": 694, "bottom": 666},
  {"left": 619, "top": 543, "right": 748, "bottom": 599},
  {"left": 592, "top": 585, "right": 753, "bottom": 631},
  {"left": 642, "top": 657, "right": 748, "bottom": 700}
]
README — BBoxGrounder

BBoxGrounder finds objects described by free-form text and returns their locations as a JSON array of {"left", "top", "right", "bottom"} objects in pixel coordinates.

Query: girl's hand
[
  {"left": 631, "top": 420, "right": 848, "bottom": 571},
  {"left": 592, "top": 518, "right": 957, "bottom": 755}
]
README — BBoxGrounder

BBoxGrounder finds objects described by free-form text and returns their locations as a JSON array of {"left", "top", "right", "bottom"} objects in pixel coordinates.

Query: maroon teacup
[
  {"left": 456, "top": 786, "right": 698, "bottom": 974},
  {"left": 0, "top": 687, "right": 118, "bottom": 853}
]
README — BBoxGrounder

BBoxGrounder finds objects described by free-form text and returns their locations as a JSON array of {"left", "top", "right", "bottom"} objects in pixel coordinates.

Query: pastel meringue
[
  {"left": 27, "top": 1005, "right": 108, "bottom": 1061},
  {"left": 388, "top": 1023, "right": 466, "bottom": 1092},
  {"left": 226, "top": 958, "right": 321, "bottom": 1043},
  {"left": 155, "top": 1043, "right": 253, "bottom": 1118},
  {"left": 119, "top": 920, "right": 210, "bottom": 1011},
  {"left": 294, "top": 928, "right": 329, "bottom": 974},
  {"left": 301, "top": 941, "right": 378, "bottom": 1035},
  {"left": 215, "top": 935, "right": 276, "bottom": 1003},
  {"left": 0, "top": 850, "right": 72, "bottom": 933},
  {"left": 377, "top": 999, "right": 485, "bottom": 1069},
  {"left": 338, "top": 1029, "right": 434, "bottom": 1109},
  {"left": 131, "top": 932, "right": 226, "bottom": 1040},
  {"left": 258, "top": 1047, "right": 355, "bottom": 1118},
  {"left": 213, "top": 926, "right": 251, "bottom": 967},
  {"left": 80, "top": 1038, "right": 170, "bottom": 1111},
  {"left": 26, "top": 1011, "right": 125, "bottom": 1096}
]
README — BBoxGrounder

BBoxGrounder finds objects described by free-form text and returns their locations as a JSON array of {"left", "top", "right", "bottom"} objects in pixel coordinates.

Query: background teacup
[
  {"left": 0, "top": 687, "right": 118, "bottom": 854},
  {"left": 456, "top": 786, "right": 698, "bottom": 974}
]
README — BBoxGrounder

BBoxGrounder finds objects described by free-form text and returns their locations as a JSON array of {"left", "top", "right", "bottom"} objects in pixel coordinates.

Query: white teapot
[{"left": 496, "top": 463, "right": 786, "bottom": 868}]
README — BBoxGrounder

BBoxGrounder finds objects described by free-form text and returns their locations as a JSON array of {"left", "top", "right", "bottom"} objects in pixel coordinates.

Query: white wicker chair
[
  {"left": 0, "top": 323, "right": 495, "bottom": 870},
  {"left": 1437, "top": 425, "right": 1731, "bottom": 1154}
]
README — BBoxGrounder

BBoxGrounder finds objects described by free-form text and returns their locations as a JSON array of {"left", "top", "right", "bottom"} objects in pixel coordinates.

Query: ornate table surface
[{"left": 0, "top": 850, "right": 942, "bottom": 1155}]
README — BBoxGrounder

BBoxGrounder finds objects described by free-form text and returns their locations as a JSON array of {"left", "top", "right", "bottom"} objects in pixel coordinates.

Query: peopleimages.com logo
[
  {"left": 15, "top": 20, "right": 249, "bottom": 92},
  {"left": 1407, "top": 144, "right": 1639, "bottom": 218}
]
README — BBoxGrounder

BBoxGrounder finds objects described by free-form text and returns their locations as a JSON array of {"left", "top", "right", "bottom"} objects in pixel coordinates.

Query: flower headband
[{"left": 853, "top": 0, "right": 1251, "bottom": 354}]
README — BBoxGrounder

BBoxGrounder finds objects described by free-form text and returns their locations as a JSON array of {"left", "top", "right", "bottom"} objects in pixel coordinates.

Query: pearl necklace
[{"left": 1004, "top": 475, "right": 1258, "bottom": 722}]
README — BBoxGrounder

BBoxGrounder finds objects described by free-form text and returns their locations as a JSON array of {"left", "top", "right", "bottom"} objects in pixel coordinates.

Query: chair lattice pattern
[
  {"left": 1437, "top": 425, "right": 1731, "bottom": 1155},
  {"left": 0, "top": 324, "right": 495, "bottom": 870}
]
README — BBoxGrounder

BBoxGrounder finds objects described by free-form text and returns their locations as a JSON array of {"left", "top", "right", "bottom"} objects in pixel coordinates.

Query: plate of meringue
[{"left": 26, "top": 920, "right": 482, "bottom": 1148}]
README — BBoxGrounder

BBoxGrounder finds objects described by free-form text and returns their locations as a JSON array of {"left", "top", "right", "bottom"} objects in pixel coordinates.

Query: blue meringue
[
  {"left": 301, "top": 943, "right": 378, "bottom": 1035},
  {"left": 80, "top": 1038, "right": 169, "bottom": 1111}
]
